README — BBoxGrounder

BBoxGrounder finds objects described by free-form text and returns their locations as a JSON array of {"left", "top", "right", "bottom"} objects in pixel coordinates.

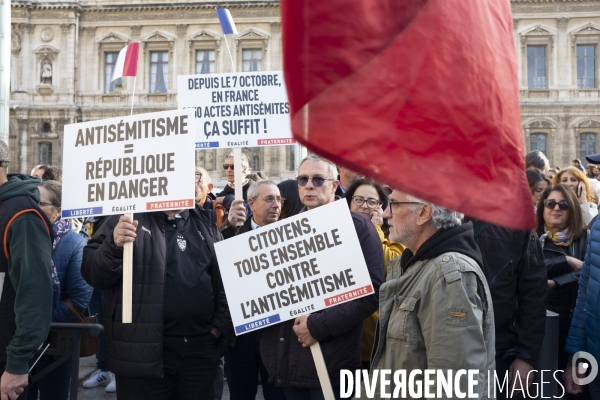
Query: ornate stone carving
[
  {"left": 40, "top": 27, "right": 54, "bottom": 42},
  {"left": 100, "top": 33, "right": 126, "bottom": 43},
  {"left": 40, "top": 60, "right": 52, "bottom": 85},
  {"left": 529, "top": 27, "right": 551, "bottom": 35},
  {"left": 579, "top": 120, "right": 600, "bottom": 128},
  {"left": 270, "top": 22, "right": 281, "bottom": 33},
  {"left": 527, "top": 120, "right": 554, "bottom": 128},
  {"left": 131, "top": 25, "right": 142, "bottom": 36},
  {"left": 147, "top": 33, "right": 169, "bottom": 42},
  {"left": 236, "top": 28, "right": 270, "bottom": 48},
  {"left": 176, "top": 24, "right": 188, "bottom": 35},
  {"left": 557, "top": 17, "right": 569, "bottom": 28},
  {"left": 11, "top": 31, "right": 21, "bottom": 52},
  {"left": 18, "top": 23, "right": 33, "bottom": 34}
]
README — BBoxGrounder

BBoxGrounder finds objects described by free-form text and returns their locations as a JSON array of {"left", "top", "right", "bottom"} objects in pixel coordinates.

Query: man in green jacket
[
  {"left": 367, "top": 188, "right": 495, "bottom": 398},
  {"left": 0, "top": 141, "right": 53, "bottom": 400}
]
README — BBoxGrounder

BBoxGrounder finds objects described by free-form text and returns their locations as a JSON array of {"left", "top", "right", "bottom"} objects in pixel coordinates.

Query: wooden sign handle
[
  {"left": 310, "top": 342, "right": 336, "bottom": 400},
  {"left": 233, "top": 147, "right": 244, "bottom": 227},
  {"left": 122, "top": 212, "right": 134, "bottom": 323}
]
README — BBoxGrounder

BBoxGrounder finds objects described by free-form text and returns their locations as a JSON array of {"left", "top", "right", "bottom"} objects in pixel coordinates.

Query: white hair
[
  {"left": 247, "top": 179, "right": 278, "bottom": 200},
  {"left": 195, "top": 167, "right": 211, "bottom": 184},
  {"left": 406, "top": 194, "right": 463, "bottom": 229},
  {"left": 298, "top": 154, "right": 338, "bottom": 180},
  {"left": 224, "top": 152, "right": 250, "bottom": 169}
]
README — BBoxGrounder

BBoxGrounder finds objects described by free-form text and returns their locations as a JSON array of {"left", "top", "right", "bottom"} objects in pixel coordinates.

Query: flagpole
[
  {"left": 223, "top": 35, "right": 236, "bottom": 74},
  {"left": 130, "top": 75, "right": 137, "bottom": 116}
]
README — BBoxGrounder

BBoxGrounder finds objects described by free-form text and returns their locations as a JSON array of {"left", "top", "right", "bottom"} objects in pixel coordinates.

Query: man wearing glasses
[
  {"left": 223, "top": 180, "right": 286, "bottom": 400},
  {"left": 366, "top": 188, "right": 495, "bottom": 396},
  {"left": 260, "top": 154, "right": 384, "bottom": 399}
]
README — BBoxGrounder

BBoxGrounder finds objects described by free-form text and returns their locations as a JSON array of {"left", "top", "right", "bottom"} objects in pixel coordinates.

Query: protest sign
[
  {"left": 177, "top": 71, "right": 294, "bottom": 149},
  {"left": 214, "top": 200, "right": 374, "bottom": 335},
  {"left": 61, "top": 109, "right": 196, "bottom": 219}
]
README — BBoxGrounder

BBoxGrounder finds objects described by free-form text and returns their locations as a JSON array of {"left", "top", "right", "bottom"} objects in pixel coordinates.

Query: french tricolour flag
[
  {"left": 216, "top": 8, "right": 237, "bottom": 34},
  {"left": 111, "top": 42, "right": 140, "bottom": 82}
]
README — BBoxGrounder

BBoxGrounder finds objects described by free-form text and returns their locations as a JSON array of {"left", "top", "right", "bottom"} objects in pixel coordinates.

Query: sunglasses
[
  {"left": 544, "top": 199, "right": 569, "bottom": 211},
  {"left": 296, "top": 175, "right": 333, "bottom": 187},
  {"left": 223, "top": 164, "right": 234, "bottom": 170}
]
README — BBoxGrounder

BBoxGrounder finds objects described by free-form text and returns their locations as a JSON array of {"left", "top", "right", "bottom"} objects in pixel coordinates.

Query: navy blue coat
[
  {"left": 566, "top": 218, "right": 600, "bottom": 361},
  {"left": 52, "top": 229, "right": 93, "bottom": 322}
]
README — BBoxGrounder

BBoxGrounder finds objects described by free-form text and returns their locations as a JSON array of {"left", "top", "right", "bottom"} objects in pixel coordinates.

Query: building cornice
[{"left": 11, "top": 1, "right": 278, "bottom": 11}]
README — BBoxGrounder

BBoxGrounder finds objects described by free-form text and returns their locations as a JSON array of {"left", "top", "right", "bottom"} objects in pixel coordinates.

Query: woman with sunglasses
[
  {"left": 553, "top": 166, "right": 598, "bottom": 227},
  {"left": 344, "top": 178, "right": 404, "bottom": 370},
  {"left": 536, "top": 184, "right": 588, "bottom": 392}
]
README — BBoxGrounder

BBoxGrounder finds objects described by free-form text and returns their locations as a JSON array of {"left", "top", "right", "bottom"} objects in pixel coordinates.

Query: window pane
[
  {"left": 38, "top": 142, "right": 52, "bottom": 165},
  {"left": 242, "top": 49, "right": 262, "bottom": 72},
  {"left": 104, "top": 53, "right": 122, "bottom": 93},
  {"left": 580, "top": 132, "right": 596, "bottom": 160},
  {"left": 530, "top": 133, "right": 547, "bottom": 154},
  {"left": 196, "top": 50, "right": 215, "bottom": 74},
  {"left": 577, "top": 45, "right": 596, "bottom": 89},
  {"left": 150, "top": 51, "right": 168, "bottom": 93},
  {"left": 527, "top": 46, "right": 547, "bottom": 89}
]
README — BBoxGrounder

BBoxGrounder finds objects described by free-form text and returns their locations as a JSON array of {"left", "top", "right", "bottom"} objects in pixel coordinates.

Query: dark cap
[{"left": 586, "top": 153, "right": 600, "bottom": 164}]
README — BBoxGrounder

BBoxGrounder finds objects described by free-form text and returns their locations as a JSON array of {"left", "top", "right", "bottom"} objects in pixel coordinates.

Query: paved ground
[{"left": 75, "top": 356, "right": 264, "bottom": 400}]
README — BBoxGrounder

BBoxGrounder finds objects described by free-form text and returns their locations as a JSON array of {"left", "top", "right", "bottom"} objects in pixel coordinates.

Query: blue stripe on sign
[
  {"left": 216, "top": 8, "right": 237, "bottom": 35},
  {"left": 196, "top": 142, "right": 220, "bottom": 149},
  {"left": 235, "top": 314, "right": 281, "bottom": 335},
  {"left": 62, "top": 207, "right": 103, "bottom": 218}
]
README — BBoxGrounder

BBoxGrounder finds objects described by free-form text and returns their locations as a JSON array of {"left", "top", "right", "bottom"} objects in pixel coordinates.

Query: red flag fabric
[{"left": 281, "top": 0, "right": 534, "bottom": 230}]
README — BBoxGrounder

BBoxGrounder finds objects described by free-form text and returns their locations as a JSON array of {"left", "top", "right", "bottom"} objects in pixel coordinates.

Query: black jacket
[
  {"left": 544, "top": 231, "right": 588, "bottom": 318},
  {"left": 81, "top": 205, "right": 231, "bottom": 378},
  {"left": 471, "top": 221, "right": 547, "bottom": 367},
  {"left": 259, "top": 212, "right": 383, "bottom": 389}
]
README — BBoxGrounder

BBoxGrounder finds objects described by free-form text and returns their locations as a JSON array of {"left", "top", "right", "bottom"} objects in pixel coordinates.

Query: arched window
[
  {"left": 530, "top": 133, "right": 547, "bottom": 154},
  {"left": 580, "top": 132, "right": 597, "bottom": 161}
]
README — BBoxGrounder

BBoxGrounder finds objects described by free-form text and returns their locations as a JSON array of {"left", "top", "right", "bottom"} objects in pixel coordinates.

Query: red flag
[{"left": 281, "top": 0, "right": 534, "bottom": 230}]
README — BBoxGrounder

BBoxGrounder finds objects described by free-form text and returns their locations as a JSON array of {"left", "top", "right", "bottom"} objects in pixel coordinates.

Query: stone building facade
[
  {"left": 8, "top": 0, "right": 301, "bottom": 186},
  {"left": 9, "top": 0, "right": 600, "bottom": 180},
  {"left": 513, "top": 0, "right": 600, "bottom": 167}
]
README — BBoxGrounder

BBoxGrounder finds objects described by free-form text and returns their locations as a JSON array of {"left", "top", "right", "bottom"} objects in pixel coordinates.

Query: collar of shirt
[
  {"left": 165, "top": 209, "right": 190, "bottom": 221},
  {"left": 251, "top": 218, "right": 261, "bottom": 230}
]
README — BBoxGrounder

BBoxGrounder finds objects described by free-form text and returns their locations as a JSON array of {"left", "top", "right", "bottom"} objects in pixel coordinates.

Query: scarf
[
  {"left": 539, "top": 229, "right": 573, "bottom": 247},
  {"left": 50, "top": 219, "right": 71, "bottom": 307}
]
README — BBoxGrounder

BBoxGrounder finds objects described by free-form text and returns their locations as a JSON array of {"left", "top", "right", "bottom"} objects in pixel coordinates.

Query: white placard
[
  {"left": 215, "top": 201, "right": 374, "bottom": 335},
  {"left": 177, "top": 71, "right": 294, "bottom": 149},
  {"left": 61, "top": 109, "right": 196, "bottom": 219}
]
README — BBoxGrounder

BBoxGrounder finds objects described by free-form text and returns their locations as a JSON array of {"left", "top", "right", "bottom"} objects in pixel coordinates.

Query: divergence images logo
[{"left": 571, "top": 351, "right": 598, "bottom": 386}]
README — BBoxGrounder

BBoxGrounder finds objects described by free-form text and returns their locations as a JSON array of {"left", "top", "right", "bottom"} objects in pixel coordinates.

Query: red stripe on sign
[
  {"left": 123, "top": 42, "right": 139, "bottom": 77},
  {"left": 257, "top": 138, "right": 297, "bottom": 145},
  {"left": 324, "top": 285, "right": 373, "bottom": 307},
  {"left": 146, "top": 199, "right": 194, "bottom": 210}
]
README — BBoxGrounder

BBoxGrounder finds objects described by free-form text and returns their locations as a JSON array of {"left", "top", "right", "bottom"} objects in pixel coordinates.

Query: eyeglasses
[
  {"left": 195, "top": 172, "right": 203, "bottom": 183},
  {"left": 544, "top": 199, "right": 569, "bottom": 211},
  {"left": 352, "top": 196, "right": 380, "bottom": 209},
  {"left": 261, "top": 196, "right": 285, "bottom": 205},
  {"left": 386, "top": 200, "right": 423, "bottom": 214},
  {"left": 223, "top": 164, "right": 234, "bottom": 170},
  {"left": 39, "top": 201, "right": 59, "bottom": 208},
  {"left": 296, "top": 175, "right": 333, "bottom": 187}
]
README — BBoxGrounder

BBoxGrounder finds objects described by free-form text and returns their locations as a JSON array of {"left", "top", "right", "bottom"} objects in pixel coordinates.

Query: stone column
[
  {"left": 176, "top": 24, "right": 188, "bottom": 77},
  {"left": 269, "top": 22, "right": 281, "bottom": 71},
  {"left": 18, "top": 23, "right": 33, "bottom": 92},
  {"left": 557, "top": 17, "right": 570, "bottom": 100}
]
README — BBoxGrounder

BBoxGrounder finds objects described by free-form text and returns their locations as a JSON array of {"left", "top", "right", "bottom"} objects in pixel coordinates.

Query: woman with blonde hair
[{"left": 553, "top": 166, "right": 598, "bottom": 227}]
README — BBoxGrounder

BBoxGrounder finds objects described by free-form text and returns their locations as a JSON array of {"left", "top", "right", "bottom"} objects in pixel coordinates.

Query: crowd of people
[{"left": 2, "top": 139, "right": 600, "bottom": 399}]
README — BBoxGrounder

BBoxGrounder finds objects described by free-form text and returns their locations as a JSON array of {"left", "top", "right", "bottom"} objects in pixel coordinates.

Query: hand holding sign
[
  {"left": 293, "top": 315, "right": 317, "bottom": 348},
  {"left": 113, "top": 215, "right": 138, "bottom": 247},
  {"left": 228, "top": 199, "right": 246, "bottom": 227}
]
